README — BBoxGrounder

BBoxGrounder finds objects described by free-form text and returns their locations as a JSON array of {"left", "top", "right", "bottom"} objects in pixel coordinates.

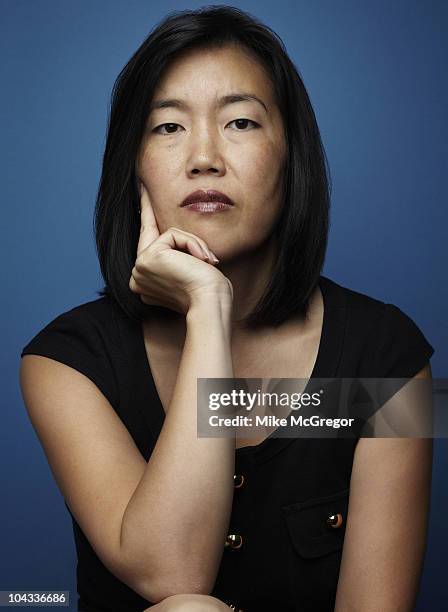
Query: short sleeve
[
  {"left": 373, "top": 303, "right": 435, "bottom": 378},
  {"left": 20, "top": 305, "right": 119, "bottom": 408}
]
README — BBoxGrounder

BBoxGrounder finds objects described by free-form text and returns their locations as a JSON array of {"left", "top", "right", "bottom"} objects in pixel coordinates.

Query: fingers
[
  {"left": 157, "top": 228, "right": 219, "bottom": 263},
  {"left": 136, "top": 183, "right": 160, "bottom": 257}
]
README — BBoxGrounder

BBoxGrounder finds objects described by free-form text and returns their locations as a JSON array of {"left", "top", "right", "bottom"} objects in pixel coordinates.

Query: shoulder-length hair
[{"left": 95, "top": 5, "right": 331, "bottom": 327}]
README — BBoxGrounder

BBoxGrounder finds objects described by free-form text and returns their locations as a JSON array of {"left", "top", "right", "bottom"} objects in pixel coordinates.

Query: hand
[{"left": 129, "top": 183, "right": 234, "bottom": 314}]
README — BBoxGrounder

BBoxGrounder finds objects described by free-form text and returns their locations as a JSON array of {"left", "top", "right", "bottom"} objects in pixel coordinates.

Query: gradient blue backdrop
[{"left": 2, "top": 1, "right": 446, "bottom": 610}]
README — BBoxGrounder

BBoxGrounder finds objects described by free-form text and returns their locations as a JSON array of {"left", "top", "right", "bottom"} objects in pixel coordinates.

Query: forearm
[{"left": 119, "top": 294, "right": 235, "bottom": 599}]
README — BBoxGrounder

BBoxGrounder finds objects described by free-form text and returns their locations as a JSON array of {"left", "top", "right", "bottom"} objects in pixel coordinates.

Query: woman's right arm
[{"left": 19, "top": 186, "right": 237, "bottom": 604}]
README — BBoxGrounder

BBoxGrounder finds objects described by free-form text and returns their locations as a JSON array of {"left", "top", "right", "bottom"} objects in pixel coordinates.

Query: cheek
[
  {"left": 138, "top": 145, "right": 182, "bottom": 182},
  {"left": 241, "top": 140, "right": 284, "bottom": 188},
  {"left": 239, "top": 142, "right": 285, "bottom": 237}
]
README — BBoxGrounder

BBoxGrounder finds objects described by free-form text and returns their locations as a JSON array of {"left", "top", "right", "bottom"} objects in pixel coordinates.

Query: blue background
[{"left": 2, "top": 1, "right": 446, "bottom": 609}]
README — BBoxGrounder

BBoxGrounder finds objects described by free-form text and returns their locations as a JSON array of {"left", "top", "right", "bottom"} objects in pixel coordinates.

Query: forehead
[{"left": 152, "top": 44, "right": 276, "bottom": 105}]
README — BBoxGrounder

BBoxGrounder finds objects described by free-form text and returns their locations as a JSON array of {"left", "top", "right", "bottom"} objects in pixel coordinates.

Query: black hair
[{"left": 94, "top": 4, "right": 331, "bottom": 327}]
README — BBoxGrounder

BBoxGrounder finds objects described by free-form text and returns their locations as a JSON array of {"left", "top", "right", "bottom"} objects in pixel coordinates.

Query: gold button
[
  {"left": 326, "top": 512, "right": 343, "bottom": 529},
  {"left": 225, "top": 533, "right": 243, "bottom": 550},
  {"left": 233, "top": 474, "right": 245, "bottom": 488}
]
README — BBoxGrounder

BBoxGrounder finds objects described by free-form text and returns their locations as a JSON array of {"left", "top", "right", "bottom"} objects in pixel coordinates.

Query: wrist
[
  {"left": 188, "top": 281, "right": 233, "bottom": 309},
  {"left": 186, "top": 287, "right": 233, "bottom": 328}
]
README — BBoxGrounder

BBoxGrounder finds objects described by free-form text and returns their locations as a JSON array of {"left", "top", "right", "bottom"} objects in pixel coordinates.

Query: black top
[{"left": 20, "top": 275, "right": 435, "bottom": 612}]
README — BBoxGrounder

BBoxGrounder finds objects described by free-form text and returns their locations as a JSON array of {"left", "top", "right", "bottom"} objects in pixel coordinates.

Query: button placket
[{"left": 228, "top": 474, "right": 245, "bottom": 551}]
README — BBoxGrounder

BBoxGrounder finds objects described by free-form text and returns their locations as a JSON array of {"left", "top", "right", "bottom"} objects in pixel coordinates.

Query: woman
[{"left": 19, "top": 6, "right": 434, "bottom": 612}]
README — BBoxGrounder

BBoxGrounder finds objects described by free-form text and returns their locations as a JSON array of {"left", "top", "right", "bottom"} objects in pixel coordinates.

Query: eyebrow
[{"left": 148, "top": 92, "right": 268, "bottom": 114}]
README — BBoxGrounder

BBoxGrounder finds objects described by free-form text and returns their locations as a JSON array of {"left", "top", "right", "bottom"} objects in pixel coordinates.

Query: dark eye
[
  {"left": 227, "top": 118, "right": 260, "bottom": 131},
  {"left": 153, "top": 123, "right": 183, "bottom": 135}
]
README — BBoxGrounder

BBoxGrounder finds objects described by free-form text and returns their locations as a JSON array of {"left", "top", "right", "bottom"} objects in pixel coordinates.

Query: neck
[{"left": 216, "top": 234, "right": 277, "bottom": 331}]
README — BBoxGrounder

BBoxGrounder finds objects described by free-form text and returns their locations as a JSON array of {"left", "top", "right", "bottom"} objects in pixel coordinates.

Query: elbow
[
  {"left": 116, "top": 554, "right": 215, "bottom": 604},
  {"left": 134, "top": 572, "right": 214, "bottom": 605}
]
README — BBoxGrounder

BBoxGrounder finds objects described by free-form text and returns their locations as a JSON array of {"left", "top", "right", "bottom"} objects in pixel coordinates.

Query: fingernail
[{"left": 210, "top": 251, "right": 219, "bottom": 263}]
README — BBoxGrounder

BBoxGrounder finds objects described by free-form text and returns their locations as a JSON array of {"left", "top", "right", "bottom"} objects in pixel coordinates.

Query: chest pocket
[{"left": 282, "top": 487, "right": 350, "bottom": 558}]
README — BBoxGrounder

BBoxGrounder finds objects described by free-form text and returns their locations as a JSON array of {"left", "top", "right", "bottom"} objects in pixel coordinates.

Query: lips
[{"left": 180, "top": 190, "right": 234, "bottom": 207}]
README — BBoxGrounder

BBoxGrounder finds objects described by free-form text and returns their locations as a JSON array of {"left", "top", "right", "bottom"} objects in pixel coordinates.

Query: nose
[{"left": 186, "top": 123, "right": 225, "bottom": 177}]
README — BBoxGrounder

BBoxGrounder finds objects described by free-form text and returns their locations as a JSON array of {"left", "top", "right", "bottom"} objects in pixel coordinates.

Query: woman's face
[{"left": 137, "top": 43, "right": 287, "bottom": 261}]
